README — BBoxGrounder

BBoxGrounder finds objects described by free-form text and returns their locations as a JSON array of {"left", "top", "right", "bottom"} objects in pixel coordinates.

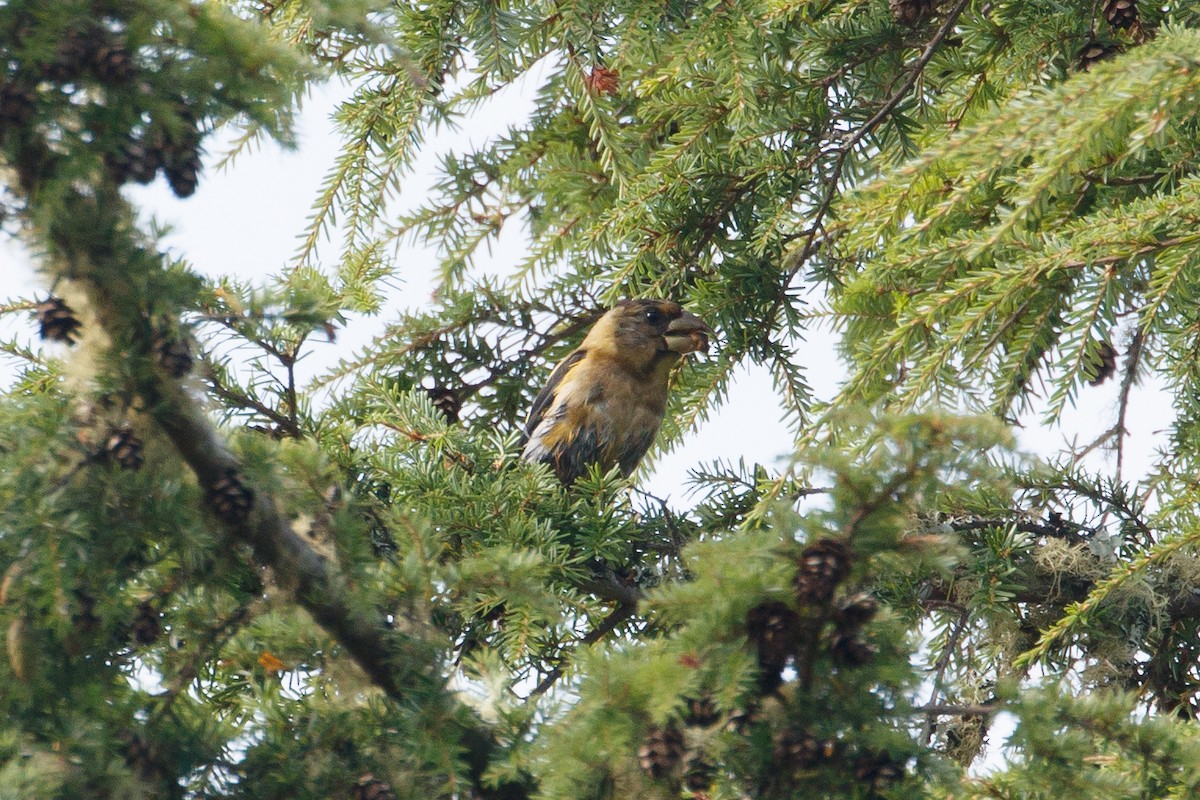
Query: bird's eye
[{"left": 644, "top": 308, "right": 665, "bottom": 325}]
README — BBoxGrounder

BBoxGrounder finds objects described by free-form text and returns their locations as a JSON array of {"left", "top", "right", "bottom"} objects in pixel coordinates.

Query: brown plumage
[{"left": 521, "top": 299, "right": 709, "bottom": 484}]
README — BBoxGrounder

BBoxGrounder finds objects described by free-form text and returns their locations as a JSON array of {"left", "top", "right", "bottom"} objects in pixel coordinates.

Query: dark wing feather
[{"left": 522, "top": 349, "right": 587, "bottom": 441}]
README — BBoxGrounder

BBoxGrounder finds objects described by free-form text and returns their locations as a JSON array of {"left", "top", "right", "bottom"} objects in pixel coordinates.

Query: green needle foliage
[{"left": 8, "top": 0, "right": 1200, "bottom": 799}]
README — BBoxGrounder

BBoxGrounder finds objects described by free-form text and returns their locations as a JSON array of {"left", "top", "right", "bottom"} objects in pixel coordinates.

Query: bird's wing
[{"left": 523, "top": 349, "right": 587, "bottom": 441}]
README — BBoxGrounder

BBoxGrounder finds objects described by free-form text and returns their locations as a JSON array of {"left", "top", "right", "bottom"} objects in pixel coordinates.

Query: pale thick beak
[{"left": 663, "top": 311, "right": 710, "bottom": 355}]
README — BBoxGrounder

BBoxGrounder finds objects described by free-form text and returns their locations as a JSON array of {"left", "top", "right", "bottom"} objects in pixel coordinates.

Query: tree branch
[
  {"left": 10, "top": 137, "right": 527, "bottom": 800},
  {"left": 769, "top": 0, "right": 973, "bottom": 327}
]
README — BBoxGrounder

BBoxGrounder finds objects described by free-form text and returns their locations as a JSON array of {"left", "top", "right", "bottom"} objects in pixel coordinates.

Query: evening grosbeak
[{"left": 521, "top": 299, "right": 709, "bottom": 484}]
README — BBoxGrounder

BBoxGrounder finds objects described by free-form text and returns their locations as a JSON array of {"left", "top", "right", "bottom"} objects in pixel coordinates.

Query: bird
[{"left": 521, "top": 299, "right": 709, "bottom": 485}]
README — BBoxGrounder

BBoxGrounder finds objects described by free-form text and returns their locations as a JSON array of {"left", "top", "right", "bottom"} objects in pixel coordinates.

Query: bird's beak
[{"left": 663, "top": 311, "right": 710, "bottom": 355}]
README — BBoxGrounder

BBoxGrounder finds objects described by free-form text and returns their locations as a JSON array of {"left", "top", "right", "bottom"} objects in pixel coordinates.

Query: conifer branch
[
  {"left": 8, "top": 134, "right": 527, "bottom": 800},
  {"left": 771, "top": 0, "right": 972, "bottom": 329}
]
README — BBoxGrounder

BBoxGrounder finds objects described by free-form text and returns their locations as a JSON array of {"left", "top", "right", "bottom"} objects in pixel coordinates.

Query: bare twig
[
  {"left": 915, "top": 701, "right": 1000, "bottom": 717},
  {"left": 527, "top": 602, "right": 638, "bottom": 698},
  {"left": 919, "top": 608, "right": 970, "bottom": 747}
]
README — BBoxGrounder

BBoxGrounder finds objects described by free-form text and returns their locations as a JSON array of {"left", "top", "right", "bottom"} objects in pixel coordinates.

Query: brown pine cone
[
  {"left": 794, "top": 539, "right": 852, "bottom": 606},
  {"left": 680, "top": 748, "right": 714, "bottom": 791},
  {"left": 830, "top": 632, "right": 878, "bottom": 667},
  {"left": 638, "top": 724, "right": 685, "bottom": 779},
  {"left": 353, "top": 775, "right": 397, "bottom": 800},
  {"left": 889, "top": 0, "right": 937, "bottom": 26},
  {"left": 1084, "top": 340, "right": 1118, "bottom": 386},
  {"left": 154, "top": 333, "right": 193, "bottom": 377},
  {"left": 91, "top": 43, "right": 135, "bottom": 83},
  {"left": 0, "top": 83, "right": 36, "bottom": 129},
  {"left": 163, "top": 147, "right": 202, "bottom": 198},
  {"left": 1103, "top": 0, "right": 1138, "bottom": 29},
  {"left": 130, "top": 600, "right": 161, "bottom": 645},
  {"left": 206, "top": 469, "right": 255, "bottom": 524},
  {"left": 36, "top": 297, "right": 83, "bottom": 344},
  {"left": 833, "top": 592, "right": 879, "bottom": 632},
  {"left": 426, "top": 386, "right": 462, "bottom": 424},
  {"left": 1076, "top": 38, "right": 1122, "bottom": 71},
  {"left": 43, "top": 32, "right": 91, "bottom": 82},
  {"left": 746, "top": 600, "right": 801, "bottom": 691},
  {"left": 105, "top": 425, "right": 145, "bottom": 470},
  {"left": 683, "top": 695, "right": 720, "bottom": 727}
]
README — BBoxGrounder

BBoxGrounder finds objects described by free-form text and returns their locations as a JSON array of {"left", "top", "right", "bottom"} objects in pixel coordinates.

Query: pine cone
[
  {"left": 206, "top": 469, "right": 255, "bottom": 524},
  {"left": 833, "top": 592, "right": 879, "bottom": 632},
  {"left": 684, "top": 695, "right": 720, "bottom": 727},
  {"left": 584, "top": 66, "right": 620, "bottom": 96},
  {"left": 43, "top": 32, "right": 91, "bottom": 82},
  {"left": 154, "top": 333, "right": 193, "bottom": 377},
  {"left": 91, "top": 43, "right": 134, "bottom": 83},
  {"left": 794, "top": 539, "right": 852, "bottom": 606},
  {"left": 680, "top": 749, "right": 714, "bottom": 791},
  {"left": 163, "top": 147, "right": 202, "bottom": 198},
  {"left": 830, "top": 632, "right": 878, "bottom": 667},
  {"left": 773, "top": 728, "right": 841, "bottom": 768},
  {"left": 746, "top": 601, "right": 801, "bottom": 691},
  {"left": 889, "top": 0, "right": 938, "bottom": 26},
  {"left": 105, "top": 138, "right": 159, "bottom": 185},
  {"left": 1076, "top": 38, "right": 1122, "bottom": 71},
  {"left": 130, "top": 600, "right": 161, "bottom": 645},
  {"left": 36, "top": 297, "right": 83, "bottom": 344},
  {"left": 122, "top": 732, "right": 159, "bottom": 777},
  {"left": 1103, "top": 0, "right": 1138, "bottom": 29},
  {"left": 426, "top": 386, "right": 461, "bottom": 424},
  {"left": 0, "top": 82, "right": 36, "bottom": 129},
  {"left": 638, "top": 724, "right": 685, "bottom": 779},
  {"left": 353, "top": 774, "right": 397, "bottom": 800},
  {"left": 853, "top": 752, "right": 906, "bottom": 790},
  {"left": 105, "top": 425, "right": 145, "bottom": 470},
  {"left": 1084, "top": 340, "right": 1118, "bottom": 386},
  {"left": 71, "top": 590, "right": 100, "bottom": 635}
]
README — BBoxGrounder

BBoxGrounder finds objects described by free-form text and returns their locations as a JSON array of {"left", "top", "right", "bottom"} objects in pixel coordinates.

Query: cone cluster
[
  {"left": 853, "top": 751, "right": 907, "bottom": 791},
  {"left": 773, "top": 728, "right": 843, "bottom": 768},
  {"left": 745, "top": 538, "right": 880, "bottom": 693},
  {"left": 40, "top": 26, "right": 133, "bottom": 85},
  {"left": 635, "top": 721, "right": 716, "bottom": 793},
  {"left": 106, "top": 124, "right": 204, "bottom": 198}
]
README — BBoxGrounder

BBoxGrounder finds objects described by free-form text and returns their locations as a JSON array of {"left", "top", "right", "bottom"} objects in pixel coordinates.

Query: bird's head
[{"left": 581, "top": 299, "right": 709, "bottom": 374}]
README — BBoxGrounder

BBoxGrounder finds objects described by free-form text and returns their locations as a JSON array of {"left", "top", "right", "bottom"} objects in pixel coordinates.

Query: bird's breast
[{"left": 542, "top": 362, "right": 668, "bottom": 475}]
